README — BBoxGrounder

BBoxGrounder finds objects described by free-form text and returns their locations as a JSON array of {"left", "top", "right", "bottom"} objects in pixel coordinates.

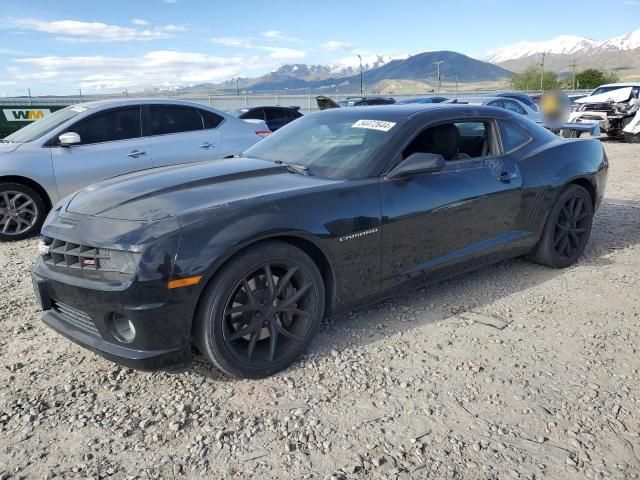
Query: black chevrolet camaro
[{"left": 31, "top": 104, "right": 608, "bottom": 378}]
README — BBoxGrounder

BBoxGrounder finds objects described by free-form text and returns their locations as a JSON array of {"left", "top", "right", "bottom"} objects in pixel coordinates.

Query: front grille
[
  {"left": 42, "top": 237, "right": 115, "bottom": 272},
  {"left": 52, "top": 300, "right": 99, "bottom": 336},
  {"left": 582, "top": 103, "right": 614, "bottom": 113},
  {"left": 40, "top": 236, "right": 138, "bottom": 283}
]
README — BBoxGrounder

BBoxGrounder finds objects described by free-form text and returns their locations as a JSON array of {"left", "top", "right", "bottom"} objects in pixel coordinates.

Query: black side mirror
[{"left": 386, "top": 152, "right": 446, "bottom": 179}]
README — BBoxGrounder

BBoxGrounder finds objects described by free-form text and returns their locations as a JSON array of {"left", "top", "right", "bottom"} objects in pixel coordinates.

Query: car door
[
  {"left": 145, "top": 104, "right": 221, "bottom": 168},
  {"left": 51, "top": 106, "right": 152, "bottom": 198},
  {"left": 379, "top": 119, "right": 524, "bottom": 292}
]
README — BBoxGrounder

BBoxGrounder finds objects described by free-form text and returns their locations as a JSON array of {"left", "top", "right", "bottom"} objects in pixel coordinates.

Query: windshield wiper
[
  {"left": 0, "top": 139, "right": 10, "bottom": 143},
  {"left": 274, "top": 160, "right": 310, "bottom": 176}
]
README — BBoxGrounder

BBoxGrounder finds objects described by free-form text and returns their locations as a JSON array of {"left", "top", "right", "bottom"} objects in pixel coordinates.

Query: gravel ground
[{"left": 0, "top": 141, "right": 639, "bottom": 480}]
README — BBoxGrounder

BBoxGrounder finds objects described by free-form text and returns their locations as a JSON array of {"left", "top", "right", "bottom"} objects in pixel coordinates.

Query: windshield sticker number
[
  {"left": 352, "top": 119, "right": 396, "bottom": 132},
  {"left": 70, "top": 106, "right": 88, "bottom": 113}
]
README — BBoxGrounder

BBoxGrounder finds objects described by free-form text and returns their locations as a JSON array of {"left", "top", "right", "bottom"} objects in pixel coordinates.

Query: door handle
[
  {"left": 200, "top": 142, "right": 216, "bottom": 149},
  {"left": 498, "top": 171, "right": 517, "bottom": 183},
  {"left": 127, "top": 150, "right": 146, "bottom": 158}
]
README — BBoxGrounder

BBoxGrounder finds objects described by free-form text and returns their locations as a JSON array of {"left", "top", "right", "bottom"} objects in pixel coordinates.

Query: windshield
[
  {"left": 243, "top": 113, "right": 400, "bottom": 179},
  {"left": 5, "top": 105, "right": 85, "bottom": 143},
  {"left": 590, "top": 86, "right": 629, "bottom": 96}
]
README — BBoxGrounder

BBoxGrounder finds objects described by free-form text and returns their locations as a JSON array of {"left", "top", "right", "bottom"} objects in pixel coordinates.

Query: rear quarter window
[{"left": 498, "top": 120, "right": 531, "bottom": 152}]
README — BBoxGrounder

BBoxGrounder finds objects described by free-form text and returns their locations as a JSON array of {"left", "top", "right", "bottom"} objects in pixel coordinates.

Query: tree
[
  {"left": 510, "top": 67, "right": 558, "bottom": 91},
  {"left": 574, "top": 69, "right": 620, "bottom": 90}
]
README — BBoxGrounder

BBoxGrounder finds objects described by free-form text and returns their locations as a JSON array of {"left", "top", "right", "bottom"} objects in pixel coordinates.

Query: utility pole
[
  {"left": 236, "top": 78, "right": 240, "bottom": 96},
  {"left": 569, "top": 58, "right": 578, "bottom": 91},
  {"left": 357, "top": 54, "right": 363, "bottom": 96},
  {"left": 433, "top": 60, "right": 444, "bottom": 93},
  {"left": 539, "top": 52, "right": 546, "bottom": 92},
  {"left": 28, "top": 88, "right": 32, "bottom": 106},
  {"left": 79, "top": 88, "right": 83, "bottom": 103}
]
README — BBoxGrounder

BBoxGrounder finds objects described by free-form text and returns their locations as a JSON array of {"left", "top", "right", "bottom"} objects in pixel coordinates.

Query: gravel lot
[{"left": 1, "top": 141, "right": 639, "bottom": 480}]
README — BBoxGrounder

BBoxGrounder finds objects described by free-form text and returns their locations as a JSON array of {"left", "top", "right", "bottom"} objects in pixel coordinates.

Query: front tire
[
  {"left": 528, "top": 184, "right": 594, "bottom": 268},
  {"left": 0, "top": 182, "right": 46, "bottom": 241},
  {"left": 194, "top": 241, "right": 325, "bottom": 378}
]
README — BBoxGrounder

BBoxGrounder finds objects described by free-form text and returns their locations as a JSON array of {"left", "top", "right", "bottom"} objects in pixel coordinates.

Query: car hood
[
  {"left": 576, "top": 87, "right": 634, "bottom": 104},
  {"left": 66, "top": 158, "right": 337, "bottom": 222},
  {"left": 0, "top": 142, "right": 21, "bottom": 153}
]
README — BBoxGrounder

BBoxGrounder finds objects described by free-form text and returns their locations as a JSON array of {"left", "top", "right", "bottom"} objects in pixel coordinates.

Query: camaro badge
[{"left": 339, "top": 228, "right": 379, "bottom": 242}]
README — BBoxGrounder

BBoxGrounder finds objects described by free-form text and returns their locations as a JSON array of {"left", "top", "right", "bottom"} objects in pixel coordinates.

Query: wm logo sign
[{"left": 3, "top": 109, "right": 52, "bottom": 122}]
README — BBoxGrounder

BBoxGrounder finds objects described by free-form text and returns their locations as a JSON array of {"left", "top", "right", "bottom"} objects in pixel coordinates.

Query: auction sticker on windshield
[{"left": 352, "top": 119, "right": 396, "bottom": 132}]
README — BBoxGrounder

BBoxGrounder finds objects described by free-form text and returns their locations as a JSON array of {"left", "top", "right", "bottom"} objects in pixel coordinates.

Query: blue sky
[{"left": 0, "top": 0, "right": 638, "bottom": 95}]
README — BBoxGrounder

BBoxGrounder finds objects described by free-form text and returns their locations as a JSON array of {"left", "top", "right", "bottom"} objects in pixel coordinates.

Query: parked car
[
  {"left": 228, "top": 106, "right": 302, "bottom": 132},
  {"left": 315, "top": 96, "right": 395, "bottom": 110},
  {"left": 0, "top": 99, "right": 271, "bottom": 240},
  {"left": 447, "top": 96, "right": 541, "bottom": 122},
  {"left": 395, "top": 97, "right": 448, "bottom": 104},
  {"left": 493, "top": 92, "right": 538, "bottom": 111},
  {"left": 568, "top": 83, "right": 640, "bottom": 141},
  {"left": 32, "top": 104, "right": 607, "bottom": 378}
]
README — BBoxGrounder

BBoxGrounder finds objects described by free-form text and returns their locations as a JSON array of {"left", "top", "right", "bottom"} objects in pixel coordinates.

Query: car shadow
[{"left": 187, "top": 197, "right": 640, "bottom": 381}]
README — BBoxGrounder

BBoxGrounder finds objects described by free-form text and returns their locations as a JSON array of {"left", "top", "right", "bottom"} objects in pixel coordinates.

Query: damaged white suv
[{"left": 569, "top": 83, "right": 640, "bottom": 142}]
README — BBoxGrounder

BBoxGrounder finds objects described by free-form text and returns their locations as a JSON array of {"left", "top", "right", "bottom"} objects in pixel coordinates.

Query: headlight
[
  {"left": 99, "top": 248, "right": 140, "bottom": 274},
  {"left": 614, "top": 103, "right": 631, "bottom": 114}
]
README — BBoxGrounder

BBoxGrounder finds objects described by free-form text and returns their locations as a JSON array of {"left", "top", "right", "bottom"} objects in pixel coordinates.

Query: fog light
[{"left": 110, "top": 313, "right": 136, "bottom": 343}]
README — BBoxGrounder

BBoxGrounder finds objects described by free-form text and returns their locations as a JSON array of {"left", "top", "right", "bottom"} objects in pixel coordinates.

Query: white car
[
  {"left": 0, "top": 99, "right": 271, "bottom": 240},
  {"left": 569, "top": 83, "right": 640, "bottom": 141}
]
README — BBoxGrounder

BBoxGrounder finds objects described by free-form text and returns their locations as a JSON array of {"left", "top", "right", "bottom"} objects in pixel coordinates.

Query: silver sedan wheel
[{"left": 0, "top": 191, "right": 39, "bottom": 236}]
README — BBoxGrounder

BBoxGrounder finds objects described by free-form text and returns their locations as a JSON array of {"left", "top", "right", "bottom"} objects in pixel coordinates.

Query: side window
[
  {"left": 488, "top": 100, "right": 504, "bottom": 108},
  {"left": 68, "top": 107, "right": 141, "bottom": 145},
  {"left": 402, "top": 121, "right": 492, "bottom": 161},
  {"left": 502, "top": 100, "right": 526, "bottom": 115},
  {"left": 265, "top": 108, "right": 288, "bottom": 123},
  {"left": 498, "top": 120, "right": 530, "bottom": 152},
  {"left": 148, "top": 106, "right": 203, "bottom": 136},
  {"left": 241, "top": 109, "right": 266, "bottom": 121},
  {"left": 200, "top": 109, "right": 224, "bottom": 129}
]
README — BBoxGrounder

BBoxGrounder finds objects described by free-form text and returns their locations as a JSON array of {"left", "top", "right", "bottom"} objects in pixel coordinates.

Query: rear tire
[
  {"left": 528, "top": 184, "right": 593, "bottom": 268},
  {"left": 0, "top": 182, "right": 47, "bottom": 241},
  {"left": 193, "top": 241, "right": 325, "bottom": 378}
]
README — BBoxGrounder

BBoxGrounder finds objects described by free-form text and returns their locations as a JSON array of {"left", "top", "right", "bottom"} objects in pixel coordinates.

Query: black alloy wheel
[
  {"left": 528, "top": 184, "right": 594, "bottom": 268},
  {"left": 552, "top": 194, "right": 591, "bottom": 260},
  {"left": 194, "top": 241, "right": 325, "bottom": 378}
]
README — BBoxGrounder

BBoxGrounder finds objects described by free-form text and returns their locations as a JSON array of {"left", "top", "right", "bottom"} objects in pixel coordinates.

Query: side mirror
[
  {"left": 58, "top": 132, "right": 81, "bottom": 146},
  {"left": 386, "top": 152, "right": 446, "bottom": 179}
]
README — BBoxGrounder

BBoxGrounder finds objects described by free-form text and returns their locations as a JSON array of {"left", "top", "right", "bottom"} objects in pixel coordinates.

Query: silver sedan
[{"left": 0, "top": 99, "right": 270, "bottom": 240}]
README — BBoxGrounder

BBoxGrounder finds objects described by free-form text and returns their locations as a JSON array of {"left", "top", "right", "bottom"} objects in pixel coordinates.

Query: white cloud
[
  {"left": 6, "top": 49, "right": 307, "bottom": 91},
  {"left": 322, "top": 41, "right": 355, "bottom": 52},
  {"left": 10, "top": 18, "right": 185, "bottom": 42},
  {"left": 211, "top": 36, "right": 253, "bottom": 48},
  {"left": 262, "top": 30, "right": 283, "bottom": 39},
  {"left": 132, "top": 18, "right": 150, "bottom": 26},
  {"left": 260, "top": 47, "right": 306, "bottom": 59}
]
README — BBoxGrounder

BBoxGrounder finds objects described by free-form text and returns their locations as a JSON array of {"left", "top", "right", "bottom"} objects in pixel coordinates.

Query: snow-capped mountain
[{"left": 486, "top": 29, "right": 640, "bottom": 63}]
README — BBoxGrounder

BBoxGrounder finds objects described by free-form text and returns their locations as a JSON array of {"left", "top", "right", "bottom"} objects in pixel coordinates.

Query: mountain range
[
  {"left": 184, "top": 51, "right": 512, "bottom": 94},
  {"left": 487, "top": 29, "right": 640, "bottom": 79},
  {"left": 165, "top": 28, "right": 640, "bottom": 95}
]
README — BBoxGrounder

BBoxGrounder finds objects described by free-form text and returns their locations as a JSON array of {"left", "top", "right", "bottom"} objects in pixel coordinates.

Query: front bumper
[{"left": 32, "top": 259, "right": 200, "bottom": 370}]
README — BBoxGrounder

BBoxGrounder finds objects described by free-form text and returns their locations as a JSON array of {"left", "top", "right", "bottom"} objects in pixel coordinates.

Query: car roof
[
  {"left": 313, "top": 103, "right": 515, "bottom": 120},
  {"left": 597, "top": 83, "right": 640, "bottom": 88},
  {"left": 237, "top": 105, "right": 299, "bottom": 110},
  {"left": 448, "top": 97, "right": 502, "bottom": 104},
  {"left": 70, "top": 98, "right": 220, "bottom": 110}
]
